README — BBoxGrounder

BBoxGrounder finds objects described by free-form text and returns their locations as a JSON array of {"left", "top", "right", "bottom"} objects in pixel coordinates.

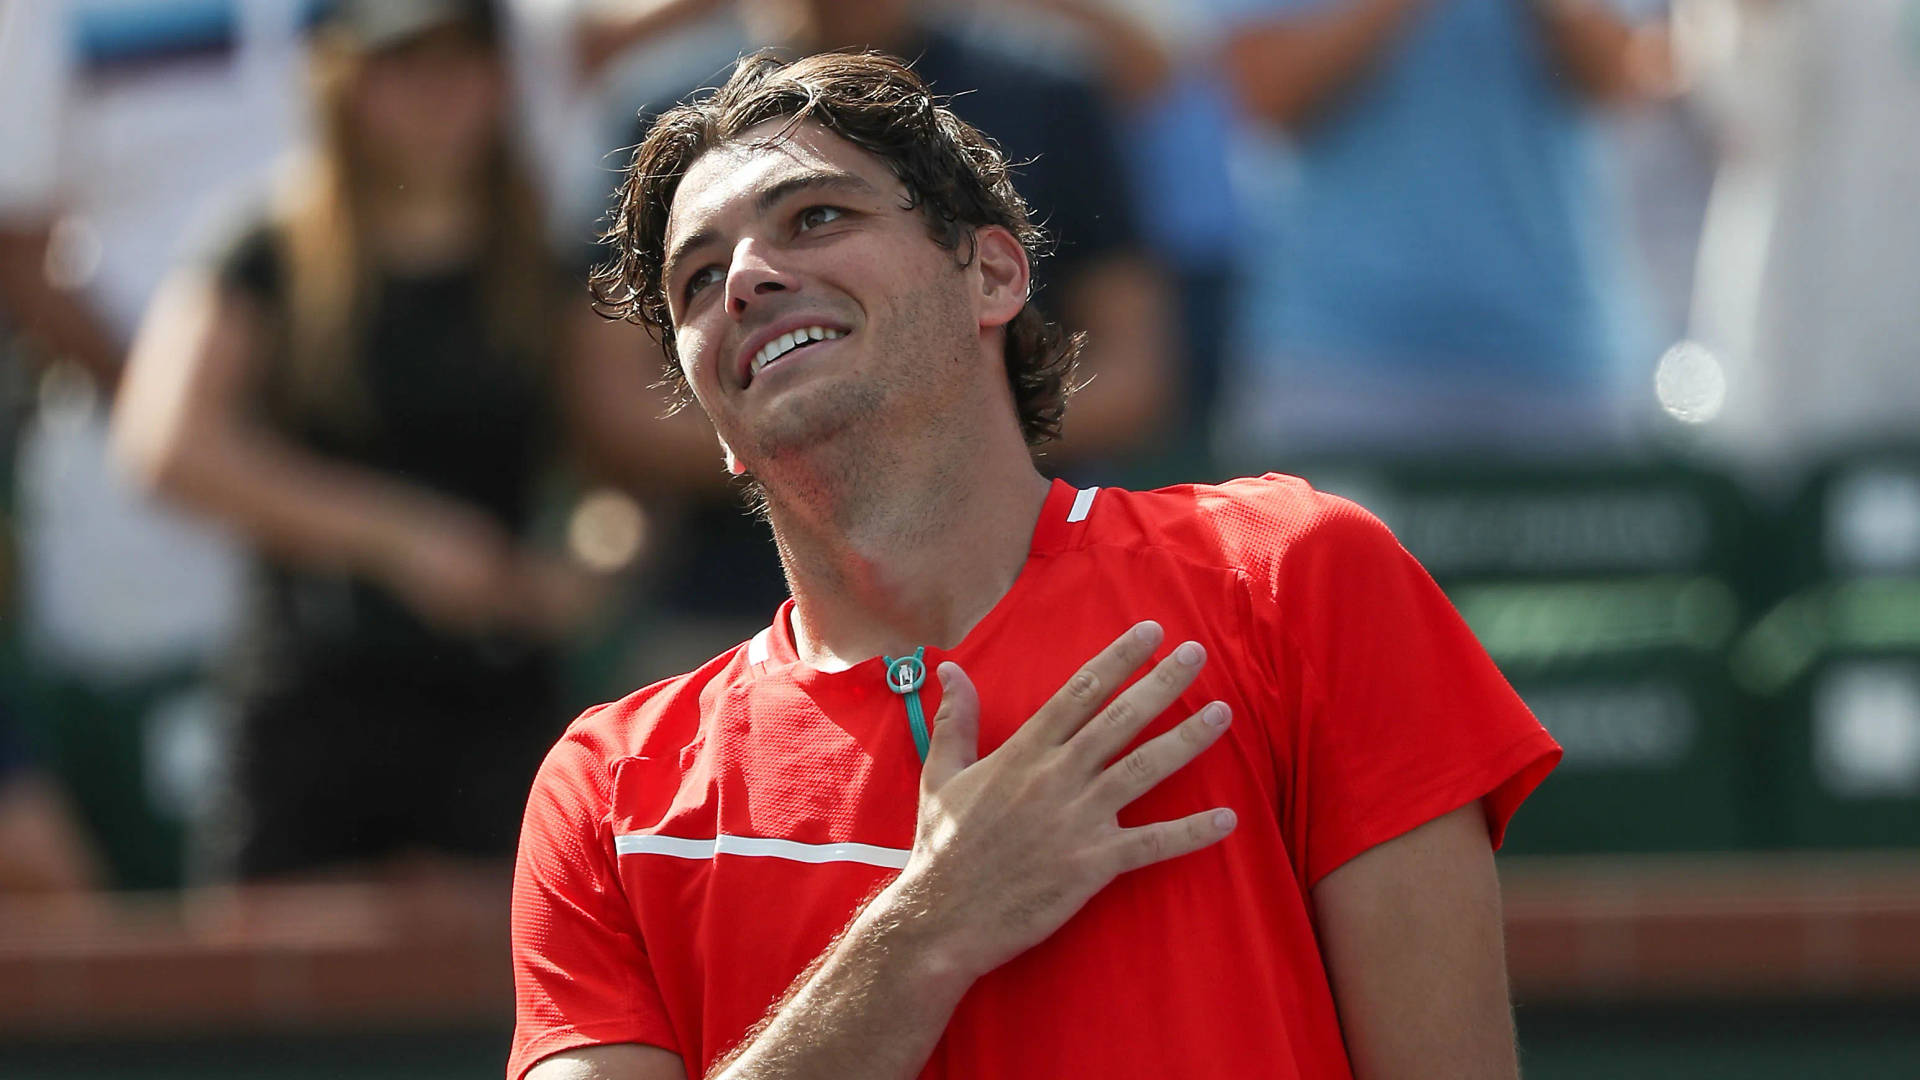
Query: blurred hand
[
  {"left": 371, "top": 496, "right": 522, "bottom": 633},
  {"left": 508, "top": 551, "right": 603, "bottom": 639}
]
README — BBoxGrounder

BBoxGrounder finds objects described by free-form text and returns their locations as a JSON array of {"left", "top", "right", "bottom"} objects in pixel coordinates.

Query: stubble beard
[{"left": 744, "top": 273, "right": 982, "bottom": 536}]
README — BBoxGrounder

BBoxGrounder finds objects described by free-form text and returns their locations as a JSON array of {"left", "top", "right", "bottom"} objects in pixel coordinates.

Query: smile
[{"left": 751, "top": 326, "right": 846, "bottom": 378}]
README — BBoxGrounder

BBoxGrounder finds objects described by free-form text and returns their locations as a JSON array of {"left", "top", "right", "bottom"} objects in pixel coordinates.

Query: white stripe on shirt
[{"left": 614, "top": 833, "right": 911, "bottom": 870}]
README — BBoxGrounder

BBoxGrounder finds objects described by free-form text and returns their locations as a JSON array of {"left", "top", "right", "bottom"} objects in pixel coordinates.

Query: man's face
[{"left": 661, "top": 118, "right": 987, "bottom": 469}]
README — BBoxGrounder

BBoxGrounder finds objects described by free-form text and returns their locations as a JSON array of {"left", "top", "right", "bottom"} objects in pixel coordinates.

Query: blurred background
[{"left": 1, "top": 0, "right": 1917, "bottom": 1076}]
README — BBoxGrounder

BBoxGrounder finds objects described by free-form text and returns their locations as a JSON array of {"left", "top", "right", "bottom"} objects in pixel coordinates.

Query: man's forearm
[
  {"left": 1221, "top": 0, "right": 1430, "bottom": 130},
  {"left": 1528, "top": 0, "right": 1673, "bottom": 103},
  {"left": 709, "top": 879, "right": 975, "bottom": 1080}
]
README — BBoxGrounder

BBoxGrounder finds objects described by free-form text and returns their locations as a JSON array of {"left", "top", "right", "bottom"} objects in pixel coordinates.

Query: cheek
[{"left": 674, "top": 327, "right": 720, "bottom": 396}]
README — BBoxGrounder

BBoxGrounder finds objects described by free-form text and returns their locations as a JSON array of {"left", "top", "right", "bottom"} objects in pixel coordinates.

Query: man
[{"left": 511, "top": 52, "right": 1561, "bottom": 1080}]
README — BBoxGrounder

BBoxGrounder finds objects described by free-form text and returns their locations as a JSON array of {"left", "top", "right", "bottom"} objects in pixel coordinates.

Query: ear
[
  {"left": 719, "top": 434, "right": 747, "bottom": 476},
  {"left": 971, "top": 225, "right": 1030, "bottom": 332}
]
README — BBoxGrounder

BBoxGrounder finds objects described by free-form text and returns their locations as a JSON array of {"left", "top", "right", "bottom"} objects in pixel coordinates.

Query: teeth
[{"left": 751, "top": 326, "right": 846, "bottom": 377}]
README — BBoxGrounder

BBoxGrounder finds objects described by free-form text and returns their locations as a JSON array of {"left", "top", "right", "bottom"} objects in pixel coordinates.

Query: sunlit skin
[
  {"left": 665, "top": 120, "right": 982, "bottom": 466},
  {"left": 659, "top": 117, "right": 1046, "bottom": 668}
]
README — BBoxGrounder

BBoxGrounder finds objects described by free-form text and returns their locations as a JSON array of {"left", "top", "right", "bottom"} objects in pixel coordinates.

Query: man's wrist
[{"left": 854, "top": 874, "right": 983, "bottom": 1004}]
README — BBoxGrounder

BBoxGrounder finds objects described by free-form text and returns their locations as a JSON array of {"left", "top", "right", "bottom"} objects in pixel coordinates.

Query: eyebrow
[{"left": 663, "top": 170, "right": 884, "bottom": 294}]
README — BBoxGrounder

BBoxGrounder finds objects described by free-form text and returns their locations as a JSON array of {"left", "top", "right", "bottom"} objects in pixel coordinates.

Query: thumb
[{"left": 922, "top": 661, "right": 979, "bottom": 791}]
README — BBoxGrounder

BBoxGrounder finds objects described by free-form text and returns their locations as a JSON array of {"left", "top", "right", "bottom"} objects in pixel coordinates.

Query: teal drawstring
[{"left": 884, "top": 647, "right": 931, "bottom": 762}]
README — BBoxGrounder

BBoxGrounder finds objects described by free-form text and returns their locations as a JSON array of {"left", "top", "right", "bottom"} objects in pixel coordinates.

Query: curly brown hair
[{"left": 590, "top": 49, "right": 1082, "bottom": 447}]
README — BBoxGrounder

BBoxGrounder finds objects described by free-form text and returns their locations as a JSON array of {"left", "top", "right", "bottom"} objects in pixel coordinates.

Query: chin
[{"left": 747, "top": 380, "right": 886, "bottom": 462}]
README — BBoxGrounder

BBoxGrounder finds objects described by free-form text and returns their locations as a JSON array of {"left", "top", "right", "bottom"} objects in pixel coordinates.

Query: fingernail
[
  {"left": 1203, "top": 701, "right": 1229, "bottom": 726},
  {"left": 1133, "top": 620, "right": 1162, "bottom": 643},
  {"left": 937, "top": 661, "right": 958, "bottom": 688},
  {"left": 1175, "top": 641, "right": 1203, "bottom": 666},
  {"left": 1213, "top": 809, "right": 1237, "bottom": 832}
]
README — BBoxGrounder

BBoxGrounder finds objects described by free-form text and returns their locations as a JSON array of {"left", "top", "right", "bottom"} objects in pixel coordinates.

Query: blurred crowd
[{"left": 0, "top": 0, "right": 1915, "bottom": 894}]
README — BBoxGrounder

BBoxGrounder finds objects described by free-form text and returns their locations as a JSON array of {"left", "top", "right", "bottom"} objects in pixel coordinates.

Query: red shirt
[{"left": 510, "top": 476, "right": 1561, "bottom": 1079}]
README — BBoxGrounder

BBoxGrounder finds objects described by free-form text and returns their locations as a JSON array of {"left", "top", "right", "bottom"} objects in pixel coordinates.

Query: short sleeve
[
  {"left": 0, "top": 1, "right": 71, "bottom": 219},
  {"left": 1265, "top": 497, "right": 1561, "bottom": 888},
  {"left": 509, "top": 719, "right": 679, "bottom": 1080}
]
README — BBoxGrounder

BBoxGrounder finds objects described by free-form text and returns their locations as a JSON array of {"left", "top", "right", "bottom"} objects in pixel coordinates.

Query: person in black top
[{"left": 111, "top": 0, "right": 705, "bottom": 880}]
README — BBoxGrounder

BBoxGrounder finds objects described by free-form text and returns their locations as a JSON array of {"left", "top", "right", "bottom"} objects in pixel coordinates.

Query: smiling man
[{"left": 509, "top": 51, "right": 1561, "bottom": 1080}]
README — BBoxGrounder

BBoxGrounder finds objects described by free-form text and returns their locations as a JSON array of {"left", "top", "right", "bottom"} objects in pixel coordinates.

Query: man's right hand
[
  {"left": 885, "top": 619, "right": 1238, "bottom": 984},
  {"left": 530, "top": 621, "right": 1237, "bottom": 1080}
]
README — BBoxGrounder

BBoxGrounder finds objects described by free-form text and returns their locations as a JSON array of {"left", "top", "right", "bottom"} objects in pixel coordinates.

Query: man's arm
[
  {"left": 1008, "top": 0, "right": 1175, "bottom": 105},
  {"left": 1220, "top": 0, "right": 1431, "bottom": 131},
  {"left": 527, "top": 625, "right": 1237, "bottom": 1080},
  {"left": 1527, "top": 0, "right": 1675, "bottom": 104},
  {"left": 1311, "top": 801, "right": 1519, "bottom": 1080}
]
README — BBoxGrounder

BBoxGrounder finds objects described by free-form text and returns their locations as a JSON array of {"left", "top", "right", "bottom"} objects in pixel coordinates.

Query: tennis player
[{"left": 510, "top": 50, "right": 1560, "bottom": 1080}]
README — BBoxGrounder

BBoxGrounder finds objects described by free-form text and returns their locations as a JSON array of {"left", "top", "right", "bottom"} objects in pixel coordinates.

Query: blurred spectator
[
  {"left": 964, "top": 1, "right": 1246, "bottom": 475},
  {"left": 109, "top": 0, "right": 698, "bottom": 882},
  {"left": 1676, "top": 0, "right": 1920, "bottom": 489},
  {"left": 0, "top": 0, "right": 308, "bottom": 728},
  {"left": 1213, "top": 0, "right": 1673, "bottom": 464}
]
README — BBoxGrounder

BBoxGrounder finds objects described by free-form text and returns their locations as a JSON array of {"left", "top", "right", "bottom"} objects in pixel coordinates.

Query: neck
[{"left": 764, "top": 423, "right": 1050, "bottom": 672}]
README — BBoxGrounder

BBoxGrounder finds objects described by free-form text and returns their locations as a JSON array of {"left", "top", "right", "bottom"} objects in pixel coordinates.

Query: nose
[{"left": 725, "top": 237, "right": 794, "bottom": 318}]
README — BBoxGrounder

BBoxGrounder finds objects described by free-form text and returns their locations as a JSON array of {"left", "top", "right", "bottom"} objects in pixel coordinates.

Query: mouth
[{"left": 742, "top": 324, "right": 848, "bottom": 388}]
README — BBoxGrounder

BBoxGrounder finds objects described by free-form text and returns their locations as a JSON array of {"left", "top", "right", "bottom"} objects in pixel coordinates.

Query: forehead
[{"left": 665, "top": 118, "right": 903, "bottom": 241}]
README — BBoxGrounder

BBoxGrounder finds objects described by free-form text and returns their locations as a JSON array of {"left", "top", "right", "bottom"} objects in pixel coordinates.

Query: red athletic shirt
[{"left": 509, "top": 475, "right": 1561, "bottom": 1079}]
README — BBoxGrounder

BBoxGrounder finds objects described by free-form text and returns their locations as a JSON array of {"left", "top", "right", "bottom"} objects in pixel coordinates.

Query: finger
[
  {"left": 1092, "top": 701, "right": 1232, "bottom": 811},
  {"left": 922, "top": 661, "right": 979, "bottom": 792},
  {"left": 1024, "top": 620, "right": 1165, "bottom": 747},
  {"left": 1107, "top": 806, "right": 1238, "bottom": 875},
  {"left": 1066, "top": 640, "right": 1208, "bottom": 770}
]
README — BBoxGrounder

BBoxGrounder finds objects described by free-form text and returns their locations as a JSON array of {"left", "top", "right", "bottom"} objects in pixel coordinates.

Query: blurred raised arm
[
  {"left": 1220, "top": 0, "right": 1431, "bottom": 131},
  {"left": 1527, "top": 0, "right": 1675, "bottom": 104}
]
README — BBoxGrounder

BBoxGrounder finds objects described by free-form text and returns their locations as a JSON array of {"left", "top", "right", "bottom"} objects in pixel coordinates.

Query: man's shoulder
[
  {"left": 1092, "top": 473, "right": 1391, "bottom": 568},
  {"left": 543, "top": 640, "right": 759, "bottom": 780}
]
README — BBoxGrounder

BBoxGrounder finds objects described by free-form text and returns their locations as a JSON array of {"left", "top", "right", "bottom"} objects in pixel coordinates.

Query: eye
[
  {"left": 682, "top": 265, "right": 723, "bottom": 303},
  {"left": 797, "top": 205, "right": 846, "bottom": 231}
]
